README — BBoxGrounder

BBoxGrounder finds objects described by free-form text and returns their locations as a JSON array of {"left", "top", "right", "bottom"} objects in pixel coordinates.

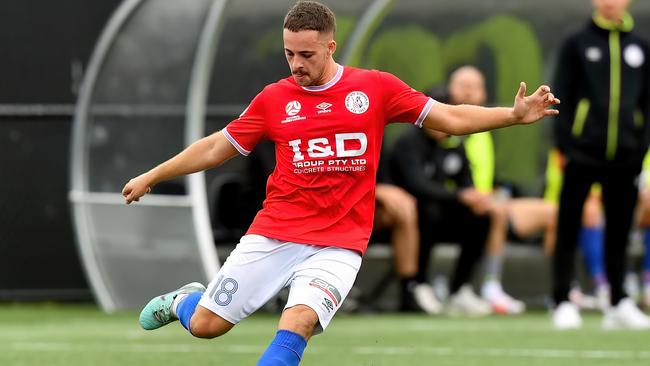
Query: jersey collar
[{"left": 301, "top": 64, "right": 344, "bottom": 92}]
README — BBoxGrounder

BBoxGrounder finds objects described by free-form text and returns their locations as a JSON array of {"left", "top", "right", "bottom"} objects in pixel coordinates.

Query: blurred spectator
[
  {"left": 636, "top": 152, "right": 650, "bottom": 308},
  {"left": 373, "top": 155, "right": 441, "bottom": 314},
  {"left": 447, "top": 66, "right": 552, "bottom": 314},
  {"left": 544, "top": 152, "right": 610, "bottom": 311},
  {"left": 390, "top": 126, "right": 492, "bottom": 317},
  {"left": 551, "top": 0, "right": 650, "bottom": 330}
]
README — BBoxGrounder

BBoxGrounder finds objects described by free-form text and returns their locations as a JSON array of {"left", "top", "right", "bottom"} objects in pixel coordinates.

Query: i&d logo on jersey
[{"left": 345, "top": 91, "right": 369, "bottom": 114}]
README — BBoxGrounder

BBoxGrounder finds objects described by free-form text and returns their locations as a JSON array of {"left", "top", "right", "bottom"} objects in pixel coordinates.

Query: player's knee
[
  {"left": 280, "top": 305, "right": 319, "bottom": 339},
  {"left": 189, "top": 312, "right": 234, "bottom": 339}
]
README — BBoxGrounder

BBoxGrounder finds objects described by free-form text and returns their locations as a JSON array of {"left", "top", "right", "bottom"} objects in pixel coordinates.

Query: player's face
[
  {"left": 283, "top": 29, "right": 336, "bottom": 86},
  {"left": 592, "top": 0, "right": 629, "bottom": 21},
  {"left": 449, "top": 70, "right": 486, "bottom": 106}
]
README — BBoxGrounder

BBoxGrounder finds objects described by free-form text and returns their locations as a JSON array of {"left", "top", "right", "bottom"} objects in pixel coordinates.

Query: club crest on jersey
[{"left": 345, "top": 91, "right": 369, "bottom": 114}]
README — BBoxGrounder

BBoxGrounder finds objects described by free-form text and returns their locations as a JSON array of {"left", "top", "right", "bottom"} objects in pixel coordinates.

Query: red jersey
[{"left": 223, "top": 65, "right": 434, "bottom": 254}]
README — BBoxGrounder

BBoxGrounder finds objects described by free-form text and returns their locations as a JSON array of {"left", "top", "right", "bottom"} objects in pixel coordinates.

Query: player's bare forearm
[
  {"left": 423, "top": 82, "right": 560, "bottom": 135},
  {"left": 122, "top": 130, "right": 238, "bottom": 204},
  {"left": 148, "top": 131, "right": 237, "bottom": 184},
  {"left": 424, "top": 104, "right": 517, "bottom": 135}
]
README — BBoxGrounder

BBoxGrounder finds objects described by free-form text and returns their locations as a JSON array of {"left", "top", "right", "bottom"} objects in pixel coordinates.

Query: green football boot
[{"left": 138, "top": 282, "right": 206, "bottom": 330}]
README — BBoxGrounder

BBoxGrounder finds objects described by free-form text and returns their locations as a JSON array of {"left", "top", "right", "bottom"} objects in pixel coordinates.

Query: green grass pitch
[{"left": 1, "top": 304, "right": 649, "bottom": 366}]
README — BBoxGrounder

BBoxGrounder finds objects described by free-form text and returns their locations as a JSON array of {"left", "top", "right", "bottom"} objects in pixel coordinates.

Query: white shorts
[{"left": 198, "top": 234, "right": 362, "bottom": 334}]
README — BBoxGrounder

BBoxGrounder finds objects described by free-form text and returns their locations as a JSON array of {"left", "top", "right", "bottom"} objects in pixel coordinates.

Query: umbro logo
[{"left": 316, "top": 102, "right": 332, "bottom": 114}]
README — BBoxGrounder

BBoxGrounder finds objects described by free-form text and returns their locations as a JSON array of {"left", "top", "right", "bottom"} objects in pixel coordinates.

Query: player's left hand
[{"left": 512, "top": 82, "right": 560, "bottom": 124}]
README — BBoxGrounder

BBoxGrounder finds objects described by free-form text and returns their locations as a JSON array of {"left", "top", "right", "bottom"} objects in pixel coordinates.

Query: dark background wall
[{"left": 0, "top": 0, "right": 118, "bottom": 300}]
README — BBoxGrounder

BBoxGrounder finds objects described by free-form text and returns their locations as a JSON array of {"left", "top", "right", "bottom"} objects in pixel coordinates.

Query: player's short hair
[{"left": 283, "top": 1, "right": 336, "bottom": 36}]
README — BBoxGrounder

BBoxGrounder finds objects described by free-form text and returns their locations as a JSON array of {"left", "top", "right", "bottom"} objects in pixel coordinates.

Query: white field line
[
  {"left": 7, "top": 342, "right": 650, "bottom": 360},
  {"left": 0, "top": 321, "right": 568, "bottom": 339},
  {"left": 353, "top": 346, "right": 650, "bottom": 359}
]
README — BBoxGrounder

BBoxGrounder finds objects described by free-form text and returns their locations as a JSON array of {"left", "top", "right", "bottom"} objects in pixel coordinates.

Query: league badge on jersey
[
  {"left": 345, "top": 91, "right": 369, "bottom": 114},
  {"left": 285, "top": 100, "right": 302, "bottom": 116},
  {"left": 282, "top": 100, "right": 307, "bottom": 124}
]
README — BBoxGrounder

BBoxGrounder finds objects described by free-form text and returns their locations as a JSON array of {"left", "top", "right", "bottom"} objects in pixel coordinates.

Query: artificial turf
[{"left": 1, "top": 304, "right": 649, "bottom": 366}]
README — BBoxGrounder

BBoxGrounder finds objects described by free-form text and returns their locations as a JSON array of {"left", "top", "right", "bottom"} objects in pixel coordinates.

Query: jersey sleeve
[
  {"left": 223, "top": 91, "right": 267, "bottom": 156},
  {"left": 380, "top": 71, "right": 435, "bottom": 127}
]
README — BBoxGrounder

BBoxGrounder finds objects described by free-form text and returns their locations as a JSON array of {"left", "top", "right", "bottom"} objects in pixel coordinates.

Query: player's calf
[
  {"left": 278, "top": 304, "right": 320, "bottom": 340},
  {"left": 189, "top": 305, "right": 235, "bottom": 338}
]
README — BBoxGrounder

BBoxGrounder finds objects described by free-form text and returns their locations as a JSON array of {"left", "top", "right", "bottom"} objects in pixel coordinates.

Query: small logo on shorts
[
  {"left": 309, "top": 278, "right": 341, "bottom": 306},
  {"left": 322, "top": 298, "right": 334, "bottom": 313}
]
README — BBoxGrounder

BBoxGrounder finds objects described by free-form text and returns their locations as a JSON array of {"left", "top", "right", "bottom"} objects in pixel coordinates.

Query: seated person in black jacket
[
  {"left": 390, "top": 127, "right": 494, "bottom": 316},
  {"left": 373, "top": 150, "right": 441, "bottom": 314}
]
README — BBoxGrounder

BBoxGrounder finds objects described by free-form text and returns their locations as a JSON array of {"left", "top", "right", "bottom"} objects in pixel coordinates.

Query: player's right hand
[{"left": 122, "top": 173, "right": 153, "bottom": 204}]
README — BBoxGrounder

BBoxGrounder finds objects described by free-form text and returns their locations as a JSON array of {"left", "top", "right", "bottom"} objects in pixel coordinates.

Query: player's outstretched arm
[
  {"left": 122, "top": 130, "right": 239, "bottom": 204},
  {"left": 423, "top": 82, "right": 560, "bottom": 135}
]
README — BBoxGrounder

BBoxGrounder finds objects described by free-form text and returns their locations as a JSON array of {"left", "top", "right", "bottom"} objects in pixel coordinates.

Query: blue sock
[
  {"left": 579, "top": 227, "right": 606, "bottom": 286},
  {"left": 257, "top": 330, "right": 307, "bottom": 366},
  {"left": 644, "top": 229, "right": 650, "bottom": 283},
  {"left": 176, "top": 292, "right": 202, "bottom": 331}
]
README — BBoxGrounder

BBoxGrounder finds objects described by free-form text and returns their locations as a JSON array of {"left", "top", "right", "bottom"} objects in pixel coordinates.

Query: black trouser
[
  {"left": 552, "top": 161, "right": 640, "bottom": 306},
  {"left": 417, "top": 199, "right": 490, "bottom": 294}
]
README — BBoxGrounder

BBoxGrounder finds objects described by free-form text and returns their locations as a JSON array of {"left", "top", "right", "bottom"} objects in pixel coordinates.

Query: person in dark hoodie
[
  {"left": 390, "top": 126, "right": 493, "bottom": 317},
  {"left": 551, "top": 0, "right": 650, "bottom": 330}
]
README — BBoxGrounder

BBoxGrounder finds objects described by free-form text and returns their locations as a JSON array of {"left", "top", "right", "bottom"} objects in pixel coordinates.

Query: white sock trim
[{"left": 172, "top": 293, "right": 190, "bottom": 317}]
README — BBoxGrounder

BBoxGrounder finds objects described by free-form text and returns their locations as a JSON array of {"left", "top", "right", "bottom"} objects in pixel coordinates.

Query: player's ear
[{"left": 328, "top": 39, "right": 336, "bottom": 57}]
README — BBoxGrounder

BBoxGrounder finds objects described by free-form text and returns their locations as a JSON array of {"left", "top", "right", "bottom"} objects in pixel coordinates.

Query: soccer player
[{"left": 122, "top": 1, "right": 559, "bottom": 364}]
